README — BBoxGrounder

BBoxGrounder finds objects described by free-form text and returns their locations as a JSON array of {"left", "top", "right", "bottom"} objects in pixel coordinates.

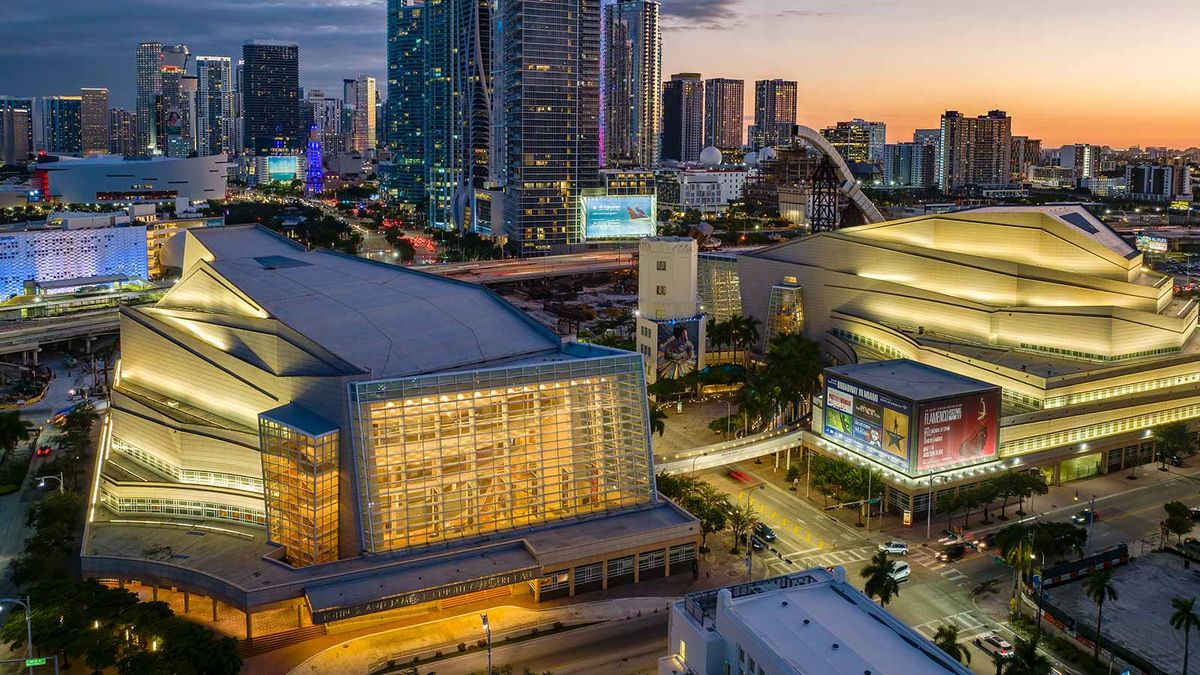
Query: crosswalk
[{"left": 912, "top": 610, "right": 994, "bottom": 641}]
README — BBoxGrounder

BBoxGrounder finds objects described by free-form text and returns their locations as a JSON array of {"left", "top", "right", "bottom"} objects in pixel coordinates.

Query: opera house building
[
  {"left": 82, "top": 226, "right": 697, "bottom": 635},
  {"left": 738, "top": 206, "right": 1200, "bottom": 516}
]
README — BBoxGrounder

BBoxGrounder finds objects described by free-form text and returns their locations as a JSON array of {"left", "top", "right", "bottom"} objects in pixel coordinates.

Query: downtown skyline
[{"left": 4, "top": 0, "right": 1199, "bottom": 149}]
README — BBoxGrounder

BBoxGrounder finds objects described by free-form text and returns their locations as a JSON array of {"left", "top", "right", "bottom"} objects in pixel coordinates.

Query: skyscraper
[
  {"left": 80, "top": 88, "right": 109, "bottom": 155},
  {"left": 195, "top": 56, "right": 233, "bottom": 156},
  {"left": 0, "top": 97, "right": 34, "bottom": 166},
  {"left": 661, "top": 73, "right": 703, "bottom": 163},
  {"left": 136, "top": 42, "right": 163, "bottom": 153},
  {"left": 384, "top": 0, "right": 426, "bottom": 209},
  {"left": 753, "top": 79, "right": 797, "bottom": 148},
  {"left": 454, "top": 0, "right": 498, "bottom": 232},
  {"left": 41, "top": 96, "right": 82, "bottom": 153},
  {"left": 241, "top": 40, "right": 300, "bottom": 154},
  {"left": 159, "top": 44, "right": 193, "bottom": 157},
  {"left": 703, "top": 77, "right": 743, "bottom": 153},
  {"left": 502, "top": 0, "right": 601, "bottom": 255},
  {"left": 602, "top": 0, "right": 661, "bottom": 169},
  {"left": 305, "top": 90, "right": 343, "bottom": 156},
  {"left": 1009, "top": 136, "right": 1041, "bottom": 182},
  {"left": 821, "top": 119, "right": 884, "bottom": 164},
  {"left": 422, "top": 0, "right": 457, "bottom": 229},
  {"left": 109, "top": 107, "right": 136, "bottom": 156},
  {"left": 343, "top": 74, "right": 377, "bottom": 153},
  {"left": 937, "top": 110, "right": 1012, "bottom": 191}
]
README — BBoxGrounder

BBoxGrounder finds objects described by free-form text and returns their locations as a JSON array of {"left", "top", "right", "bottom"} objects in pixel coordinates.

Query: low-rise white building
[
  {"left": 658, "top": 167, "right": 749, "bottom": 214},
  {"left": 36, "top": 154, "right": 229, "bottom": 204},
  {"left": 660, "top": 568, "right": 971, "bottom": 675}
]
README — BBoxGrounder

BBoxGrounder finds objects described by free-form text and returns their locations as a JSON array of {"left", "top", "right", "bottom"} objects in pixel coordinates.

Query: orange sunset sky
[{"left": 659, "top": 0, "right": 1200, "bottom": 149}]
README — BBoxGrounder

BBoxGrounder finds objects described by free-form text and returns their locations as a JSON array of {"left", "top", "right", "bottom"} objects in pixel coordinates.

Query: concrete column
[
  {"left": 183, "top": 590, "right": 190, "bottom": 613},
  {"left": 633, "top": 553, "right": 641, "bottom": 583},
  {"left": 601, "top": 559, "right": 609, "bottom": 590},
  {"left": 296, "top": 604, "right": 303, "bottom": 628},
  {"left": 245, "top": 609, "right": 253, "bottom": 640},
  {"left": 786, "top": 447, "right": 791, "bottom": 471},
  {"left": 664, "top": 548, "right": 671, "bottom": 577},
  {"left": 211, "top": 597, "right": 218, "bottom": 622},
  {"left": 568, "top": 567, "right": 576, "bottom": 597},
  {"left": 118, "top": 579, "right": 125, "bottom": 589},
  {"left": 151, "top": 585, "right": 158, "bottom": 601}
]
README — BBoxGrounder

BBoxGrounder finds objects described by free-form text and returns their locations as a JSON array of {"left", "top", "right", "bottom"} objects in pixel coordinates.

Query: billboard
[
  {"left": 581, "top": 195, "right": 656, "bottom": 240},
  {"left": 822, "top": 376, "right": 912, "bottom": 470},
  {"left": 266, "top": 156, "right": 298, "bottom": 184},
  {"left": 914, "top": 391, "right": 1000, "bottom": 471},
  {"left": 1135, "top": 233, "right": 1168, "bottom": 253},
  {"left": 655, "top": 317, "right": 701, "bottom": 381}
]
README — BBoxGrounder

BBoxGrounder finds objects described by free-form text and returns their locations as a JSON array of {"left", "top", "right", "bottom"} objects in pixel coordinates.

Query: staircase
[{"left": 238, "top": 624, "right": 327, "bottom": 659}]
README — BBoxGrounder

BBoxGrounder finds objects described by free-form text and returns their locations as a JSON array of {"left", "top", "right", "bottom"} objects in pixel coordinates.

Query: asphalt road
[{"left": 429, "top": 614, "right": 667, "bottom": 675}]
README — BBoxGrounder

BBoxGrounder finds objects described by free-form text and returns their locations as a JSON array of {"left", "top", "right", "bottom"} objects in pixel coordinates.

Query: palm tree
[
  {"left": 1170, "top": 596, "right": 1200, "bottom": 675},
  {"left": 0, "top": 410, "right": 34, "bottom": 455},
  {"left": 932, "top": 624, "right": 970, "bottom": 666},
  {"left": 762, "top": 333, "right": 822, "bottom": 422},
  {"left": 648, "top": 405, "right": 667, "bottom": 438},
  {"left": 1004, "top": 636, "right": 1052, "bottom": 675},
  {"left": 1082, "top": 569, "right": 1118, "bottom": 663},
  {"left": 727, "top": 501, "right": 758, "bottom": 554},
  {"left": 859, "top": 550, "right": 900, "bottom": 606},
  {"left": 998, "top": 527, "right": 1034, "bottom": 615}
]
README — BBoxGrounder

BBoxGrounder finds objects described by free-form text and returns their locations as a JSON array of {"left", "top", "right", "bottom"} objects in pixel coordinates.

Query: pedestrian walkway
[{"left": 912, "top": 609, "right": 995, "bottom": 642}]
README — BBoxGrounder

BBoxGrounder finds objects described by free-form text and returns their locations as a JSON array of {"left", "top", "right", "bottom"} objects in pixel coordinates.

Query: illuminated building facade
[
  {"left": 135, "top": 42, "right": 163, "bottom": 154},
  {"left": 735, "top": 206, "right": 1200, "bottom": 515},
  {"left": 195, "top": 56, "right": 233, "bottom": 157},
  {"left": 84, "top": 226, "right": 696, "bottom": 631},
  {"left": 602, "top": 0, "right": 661, "bottom": 169},
  {"left": 703, "top": 78, "right": 744, "bottom": 154},
  {"left": 80, "top": 88, "right": 110, "bottom": 155},
  {"left": 937, "top": 109, "right": 1012, "bottom": 191},
  {"left": 661, "top": 73, "right": 703, "bottom": 163},
  {"left": 0, "top": 97, "right": 34, "bottom": 166},
  {"left": 386, "top": 0, "right": 428, "bottom": 210},
  {"left": 752, "top": 79, "right": 797, "bottom": 148},
  {"left": 241, "top": 40, "right": 300, "bottom": 153},
  {"left": 40, "top": 96, "right": 82, "bottom": 154}
]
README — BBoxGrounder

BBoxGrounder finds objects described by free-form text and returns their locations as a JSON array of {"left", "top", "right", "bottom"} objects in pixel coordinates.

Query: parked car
[
  {"left": 1071, "top": 509, "right": 1101, "bottom": 524},
  {"left": 974, "top": 634, "right": 1014, "bottom": 658},
  {"left": 889, "top": 561, "right": 911, "bottom": 583},
  {"left": 1169, "top": 455, "right": 1186, "bottom": 468},
  {"left": 753, "top": 522, "right": 777, "bottom": 542},
  {"left": 34, "top": 446, "right": 52, "bottom": 457},
  {"left": 1188, "top": 507, "right": 1200, "bottom": 522},
  {"left": 939, "top": 544, "right": 967, "bottom": 562},
  {"left": 878, "top": 541, "right": 909, "bottom": 555},
  {"left": 1182, "top": 538, "right": 1200, "bottom": 556}
]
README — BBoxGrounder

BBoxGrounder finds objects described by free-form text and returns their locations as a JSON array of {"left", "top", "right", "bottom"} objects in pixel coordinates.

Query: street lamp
[
  {"left": 1074, "top": 491, "right": 1098, "bottom": 556},
  {"left": 0, "top": 597, "right": 34, "bottom": 675},
  {"left": 480, "top": 613, "right": 492, "bottom": 675},
  {"left": 925, "top": 474, "right": 951, "bottom": 541},
  {"left": 37, "top": 473, "right": 64, "bottom": 495}
]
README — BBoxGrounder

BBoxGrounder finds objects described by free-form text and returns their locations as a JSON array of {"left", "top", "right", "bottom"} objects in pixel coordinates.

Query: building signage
[
  {"left": 914, "top": 391, "right": 1000, "bottom": 471},
  {"left": 581, "top": 195, "right": 657, "bottom": 240},
  {"left": 309, "top": 567, "right": 539, "bottom": 624},
  {"left": 1135, "top": 233, "right": 1168, "bottom": 253},
  {"left": 822, "top": 376, "right": 912, "bottom": 469},
  {"left": 655, "top": 316, "right": 702, "bottom": 381}
]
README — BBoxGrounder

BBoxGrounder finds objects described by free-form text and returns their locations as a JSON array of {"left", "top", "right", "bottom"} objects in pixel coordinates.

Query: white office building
[
  {"left": 0, "top": 214, "right": 148, "bottom": 299},
  {"left": 660, "top": 568, "right": 971, "bottom": 675}
]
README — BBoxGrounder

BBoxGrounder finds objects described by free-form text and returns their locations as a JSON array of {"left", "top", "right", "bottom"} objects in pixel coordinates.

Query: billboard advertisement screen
[
  {"left": 582, "top": 195, "right": 656, "bottom": 240},
  {"left": 656, "top": 317, "right": 701, "bottom": 381},
  {"left": 267, "top": 156, "right": 298, "bottom": 184},
  {"left": 915, "top": 390, "right": 1000, "bottom": 471},
  {"left": 822, "top": 376, "right": 912, "bottom": 470},
  {"left": 1135, "top": 234, "right": 1168, "bottom": 253}
]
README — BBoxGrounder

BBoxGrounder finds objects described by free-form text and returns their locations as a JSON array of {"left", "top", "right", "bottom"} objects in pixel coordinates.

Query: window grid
[
  {"left": 259, "top": 420, "right": 339, "bottom": 567},
  {"left": 351, "top": 356, "right": 653, "bottom": 553},
  {"left": 100, "top": 487, "right": 265, "bottom": 525},
  {"left": 111, "top": 435, "right": 264, "bottom": 493}
]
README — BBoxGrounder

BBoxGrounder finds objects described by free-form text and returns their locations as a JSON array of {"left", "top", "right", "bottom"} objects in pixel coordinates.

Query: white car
[
  {"left": 974, "top": 634, "right": 1014, "bottom": 659},
  {"left": 878, "top": 541, "right": 909, "bottom": 555},
  {"left": 888, "top": 561, "right": 911, "bottom": 583}
]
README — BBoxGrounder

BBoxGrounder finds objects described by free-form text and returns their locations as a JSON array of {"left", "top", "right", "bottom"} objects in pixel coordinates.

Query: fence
[{"left": 1041, "top": 544, "right": 1128, "bottom": 588}]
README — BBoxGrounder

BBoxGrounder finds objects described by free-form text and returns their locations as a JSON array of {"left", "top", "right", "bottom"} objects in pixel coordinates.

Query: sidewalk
[{"left": 737, "top": 454, "right": 1200, "bottom": 546}]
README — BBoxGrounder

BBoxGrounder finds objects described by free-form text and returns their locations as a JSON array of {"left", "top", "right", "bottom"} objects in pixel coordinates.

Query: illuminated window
[{"left": 259, "top": 408, "right": 339, "bottom": 567}]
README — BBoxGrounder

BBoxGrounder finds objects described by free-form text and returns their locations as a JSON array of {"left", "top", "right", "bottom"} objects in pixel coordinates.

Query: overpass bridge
[
  {"left": 655, "top": 423, "right": 807, "bottom": 474},
  {"left": 420, "top": 249, "right": 637, "bottom": 284},
  {"left": 0, "top": 310, "right": 120, "bottom": 359}
]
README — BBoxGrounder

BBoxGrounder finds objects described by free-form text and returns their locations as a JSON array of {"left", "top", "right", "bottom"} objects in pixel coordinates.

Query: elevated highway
[
  {"left": 0, "top": 310, "right": 120, "bottom": 357},
  {"left": 419, "top": 249, "right": 637, "bottom": 284}
]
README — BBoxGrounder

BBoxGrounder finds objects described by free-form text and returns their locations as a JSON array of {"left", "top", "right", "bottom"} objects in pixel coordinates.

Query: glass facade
[
  {"left": 259, "top": 418, "right": 339, "bottom": 567},
  {"left": 100, "top": 488, "right": 265, "bottom": 525},
  {"left": 765, "top": 283, "right": 804, "bottom": 344},
  {"left": 351, "top": 355, "right": 652, "bottom": 553},
  {"left": 697, "top": 254, "right": 741, "bottom": 324}
]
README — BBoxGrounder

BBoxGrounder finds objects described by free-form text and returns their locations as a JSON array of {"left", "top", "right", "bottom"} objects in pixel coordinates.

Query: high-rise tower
[
  {"left": 241, "top": 40, "right": 300, "bottom": 154},
  {"left": 159, "top": 44, "right": 193, "bottom": 157},
  {"left": 195, "top": 56, "right": 233, "bottom": 156},
  {"left": 502, "top": 0, "right": 601, "bottom": 255},
  {"left": 661, "top": 73, "right": 703, "bottom": 163},
  {"left": 41, "top": 96, "right": 82, "bottom": 153},
  {"left": 384, "top": 0, "right": 426, "bottom": 210},
  {"left": 602, "top": 0, "right": 661, "bottom": 169},
  {"left": 80, "top": 87, "right": 109, "bottom": 155},
  {"left": 753, "top": 79, "right": 797, "bottom": 148},
  {"left": 703, "top": 78, "right": 743, "bottom": 153},
  {"left": 937, "top": 110, "right": 1012, "bottom": 191},
  {"left": 135, "top": 42, "right": 163, "bottom": 153}
]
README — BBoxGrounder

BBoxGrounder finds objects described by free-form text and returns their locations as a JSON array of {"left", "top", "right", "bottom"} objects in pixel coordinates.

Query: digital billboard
[
  {"left": 822, "top": 376, "right": 912, "bottom": 470},
  {"left": 266, "top": 156, "right": 299, "bottom": 184},
  {"left": 655, "top": 317, "right": 701, "bottom": 381},
  {"left": 581, "top": 195, "right": 656, "bottom": 240},
  {"left": 1135, "top": 233, "right": 1168, "bottom": 253},
  {"left": 914, "top": 391, "right": 1000, "bottom": 471}
]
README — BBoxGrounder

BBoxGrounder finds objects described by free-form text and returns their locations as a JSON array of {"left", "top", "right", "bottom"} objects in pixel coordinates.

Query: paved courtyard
[
  {"left": 1049, "top": 551, "right": 1200, "bottom": 674},
  {"left": 653, "top": 397, "right": 738, "bottom": 458}
]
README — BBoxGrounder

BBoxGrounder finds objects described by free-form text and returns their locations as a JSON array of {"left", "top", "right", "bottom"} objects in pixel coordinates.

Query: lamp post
[
  {"left": 37, "top": 473, "right": 64, "bottom": 495},
  {"left": 0, "top": 597, "right": 34, "bottom": 675},
  {"left": 925, "top": 474, "right": 950, "bottom": 541},
  {"left": 805, "top": 451, "right": 812, "bottom": 498},
  {"left": 480, "top": 613, "right": 492, "bottom": 675},
  {"left": 725, "top": 400, "right": 732, "bottom": 438}
]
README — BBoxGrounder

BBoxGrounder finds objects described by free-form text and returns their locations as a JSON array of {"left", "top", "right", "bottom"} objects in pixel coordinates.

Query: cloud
[
  {"left": 771, "top": 9, "right": 838, "bottom": 18},
  {"left": 1, "top": 0, "right": 387, "bottom": 105},
  {"left": 659, "top": 0, "right": 746, "bottom": 31}
]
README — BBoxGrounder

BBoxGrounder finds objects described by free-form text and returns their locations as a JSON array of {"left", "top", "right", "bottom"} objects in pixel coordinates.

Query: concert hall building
[{"left": 82, "top": 225, "right": 698, "bottom": 636}]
